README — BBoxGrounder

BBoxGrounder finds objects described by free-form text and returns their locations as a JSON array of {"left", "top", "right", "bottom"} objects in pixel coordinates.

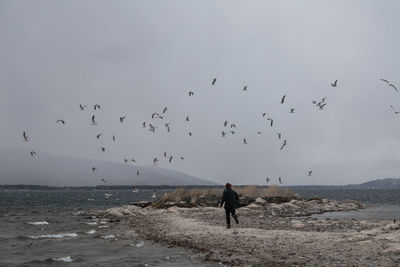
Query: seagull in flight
[
  {"left": 120, "top": 116, "right": 125, "bottom": 123},
  {"left": 30, "top": 151, "right": 36, "bottom": 156},
  {"left": 389, "top": 83, "right": 398, "bottom": 92},
  {"left": 79, "top": 104, "right": 87, "bottom": 111},
  {"left": 169, "top": 156, "right": 173, "bottom": 163},
  {"left": 279, "top": 177, "right": 282, "bottom": 184},
  {"left": 331, "top": 80, "right": 337, "bottom": 87},
  {"left": 188, "top": 91, "right": 194, "bottom": 96},
  {"left": 267, "top": 118, "right": 273, "bottom": 127},
  {"left": 290, "top": 109, "right": 295, "bottom": 113},
  {"left": 163, "top": 107, "right": 168, "bottom": 114},
  {"left": 101, "top": 147, "right": 105, "bottom": 152},
  {"left": 94, "top": 104, "right": 101, "bottom": 110},
  {"left": 152, "top": 113, "right": 160, "bottom": 119},
  {"left": 262, "top": 113, "right": 267, "bottom": 117},
  {"left": 280, "top": 140, "right": 287, "bottom": 150},
  {"left": 92, "top": 167, "right": 97, "bottom": 173},
  {"left": 112, "top": 135, "right": 116, "bottom": 141},
  {"left": 390, "top": 105, "right": 400, "bottom": 114},
  {"left": 153, "top": 158, "right": 158, "bottom": 166},
  {"left": 212, "top": 78, "right": 217, "bottom": 85},
  {"left": 308, "top": 171, "right": 312, "bottom": 176},
  {"left": 224, "top": 121, "right": 228, "bottom": 127},
  {"left": 243, "top": 138, "right": 248, "bottom": 144},
  {"left": 23, "top": 132, "right": 30, "bottom": 142},
  {"left": 56, "top": 119, "right": 65, "bottom": 124},
  {"left": 186, "top": 116, "right": 190, "bottom": 122},
  {"left": 222, "top": 131, "right": 226, "bottom": 137},
  {"left": 281, "top": 95, "right": 286, "bottom": 104},
  {"left": 91, "top": 115, "right": 97, "bottom": 125},
  {"left": 142, "top": 122, "right": 146, "bottom": 128},
  {"left": 243, "top": 85, "right": 248, "bottom": 91},
  {"left": 230, "top": 123, "right": 236, "bottom": 128},
  {"left": 266, "top": 177, "right": 270, "bottom": 183},
  {"left": 136, "top": 170, "right": 140, "bottom": 175},
  {"left": 277, "top": 133, "right": 281, "bottom": 139},
  {"left": 96, "top": 134, "right": 102, "bottom": 139},
  {"left": 124, "top": 159, "right": 128, "bottom": 163},
  {"left": 131, "top": 158, "right": 136, "bottom": 163}
]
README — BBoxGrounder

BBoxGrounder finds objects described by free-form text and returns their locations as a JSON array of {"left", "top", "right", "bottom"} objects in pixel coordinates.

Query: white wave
[
  {"left": 27, "top": 233, "right": 78, "bottom": 239},
  {"left": 28, "top": 221, "right": 49, "bottom": 225},
  {"left": 86, "top": 229, "right": 96, "bottom": 235},
  {"left": 135, "top": 241, "right": 144, "bottom": 247},
  {"left": 52, "top": 256, "right": 73, "bottom": 262},
  {"left": 98, "top": 225, "right": 109, "bottom": 229},
  {"left": 86, "top": 222, "right": 97, "bottom": 225},
  {"left": 102, "top": 235, "right": 115, "bottom": 239}
]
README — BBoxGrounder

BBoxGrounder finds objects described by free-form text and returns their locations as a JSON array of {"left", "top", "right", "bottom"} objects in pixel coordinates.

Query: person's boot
[
  {"left": 227, "top": 224, "right": 231, "bottom": 229},
  {"left": 233, "top": 215, "right": 239, "bottom": 224}
]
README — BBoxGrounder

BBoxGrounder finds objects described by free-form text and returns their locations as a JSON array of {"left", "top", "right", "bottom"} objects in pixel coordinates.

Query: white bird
[
  {"left": 281, "top": 95, "right": 286, "bottom": 104},
  {"left": 79, "top": 104, "right": 87, "bottom": 111},
  {"left": 212, "top": 78, "right": 217, "bottom": 85},
  {"left": 23, "top": 132, "right": 29, "bottom": 142},
  {"left": 331, "top": 80, "right": 337, "bottom": 87},
  {"left": 91, "top": 115, "right": 97, "bottom": 125},
  {"left": 120, "top": 116, "right": 125, "bottom": 123},
  {"left": 56, "top": 119, "right": 65, "bottom": 124},
  {"left": 94, "top": 104, "right": 101, "bottom": 110},
  {"left": 308, "top": 171, "right": 312, "bottom": 176}
]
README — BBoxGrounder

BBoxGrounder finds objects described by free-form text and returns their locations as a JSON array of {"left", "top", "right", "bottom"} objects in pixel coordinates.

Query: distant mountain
[
  {"left": 347, "top": 178, "right": 400, "bottom": 190},
  {"left": 0, "top": 148, "right": 219, "bottom": 186}
]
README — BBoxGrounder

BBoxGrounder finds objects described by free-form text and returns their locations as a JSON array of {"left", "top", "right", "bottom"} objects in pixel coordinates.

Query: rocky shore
[{"left": 85, "top": 198, "right": 400, "bottom": 266}]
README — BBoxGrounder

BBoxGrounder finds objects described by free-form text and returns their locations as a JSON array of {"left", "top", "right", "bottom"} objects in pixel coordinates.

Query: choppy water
[
  {"left": 1, "top": 188, "right": 399, "bottom": 265},
  {"left": 0, "top": 189, "right": 220, "bottom": 266}
]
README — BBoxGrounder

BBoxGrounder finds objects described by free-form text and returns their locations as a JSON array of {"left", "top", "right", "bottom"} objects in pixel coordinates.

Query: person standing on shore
[{"left": 220, "top": 183, "right": 240, "bottom": 229}]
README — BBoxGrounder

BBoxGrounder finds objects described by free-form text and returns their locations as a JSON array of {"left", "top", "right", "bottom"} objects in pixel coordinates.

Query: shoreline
[{"left": 87, "top": 198, "right": 400, "bottom": 266}]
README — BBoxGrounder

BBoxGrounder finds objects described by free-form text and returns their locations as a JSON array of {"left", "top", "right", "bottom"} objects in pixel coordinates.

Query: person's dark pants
[{"left": 225, "top": 208, "right": 238, "bottom": 226}]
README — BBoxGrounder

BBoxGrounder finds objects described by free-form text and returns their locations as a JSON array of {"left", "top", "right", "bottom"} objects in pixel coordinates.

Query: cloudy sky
[{"left": 1, "top": 0, "right": 400, "bottom": 185}]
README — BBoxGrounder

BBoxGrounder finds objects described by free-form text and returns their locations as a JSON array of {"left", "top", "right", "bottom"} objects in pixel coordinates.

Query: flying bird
[
  {"left": 149, "top": 124, "right": 156, "bottom": 132},
  {"left": 281, "top": 95, "right": 286, "bottom": 104},
  {"left": 257, "top": 131, "right": 262, "bottom": 135},
  {"left": 331, "top": 80, "right": 337, "bottom": 87},
  {"left": 101, "top": 147, "right": 105, "bottom": 152},
  {"left": 131, "top": 158, "right": 136, "bottom": 163},
  {"left": 266, "top": 177, "right": 270, "bottom": 184},
  {"left": 224, "top": 121, "right": 228, "bottom": 127},
  {"left": 262, "top": 113, "right": 267, "bottom": 117},
  {"left": 112, "top": 135, "right": 116, "bottom": 141},
  {"left": 101, "top": 178, "right": 106, "bottom": 183},
  {"left": 279, "top": 177, "right": 282, "bottom": 184},
  {"left": 163, "top": 107, "right": 168, "bottom": 114},
  {"left": 222, "top": 131, "right": 226, "bottom": 137},
  {"left": 230, "top": 123, "right": 236, "bottom": 128},
  {"left": 23, "top": 132, "right": 29, "bottom": 142},
  {"left": 243, "top": 138, "right": 248, "bottom": 144},
  {"left": 92, "top": 167, "right": 97, "bottom": 173},
  {"left": 308, "top": 171, "right": 312, "bottom": 176},
  {"left": 381, "top": 79, "right": 389, "bottom": 84},
  {"left": 79, "top": 104, "right": 87, "bottom": 111},
  {"left": 142, "top": 122, "right": 146, "bottom": 128},
  {"left": 169, "top": 156, "right": 173, "bottom": 163},
  {"left": 277, "top": 133, "right": 281, "bottom": 139},
  {"left": 188, "top": 132, "right": 192, "bottom": 136},
  {"left": 267, "top": 118, "right": 273, "bottom": 127},
  {"left": 56, "top": 119, "right": 65, "bottom": 124},
  {"left": 280, "top": 140, "right": 287, "bottom": 150},
  {"left": 389, "top": 83, "right": 398, "bottom": 92},
  {"left": 152, "top": 113, "right": 160, "bottom": 119},
  {"left": 136, "top": 170, "right": 140, "bottom": 175},
  {"left": 163, "top": 152, "right": 167, "bottom": 158},
  {"left": 30, "top": 151, "right": 36, "bottom": 156},
  {"left": 96, "top": 134, "right": 102, "bottom": 139},
  {"left": 94, "top": 104, "right": 101, "bottom": 110},
  {"left": 153, "top": 158, "right": 158, "bottom": 166},
  {"left": 188, "top": 91, "right": 194, "bottom": 96},
  {"left": 124, "top": 159, "right": 128, "bottom": 163},
  {"left": 104, "top": 193, "right": 112, "bottom": 200},
  {"left": 186, "top": 116, "right": 190, "bottom": 122},
  {"left": 120, "top": 116, "right": 125, "bottom": 123},
  {"left": 243, "top": 85, "right": 248, "bottom": 91},
  {"left": 390, "top": 105, "right": 400, "bottom": 114},
  {"left": 180, "top": 156, "right": 184, "bottom": 160},
  {"left": 165, "top": 124, "right": 171, "bottom": 132},
  {"left": 230, "top": 130, "right": 235, "bottom": 135},
  {"left": 91, "top": 115, "right": 97, "bottom": 125},
  {"left": 212, "top": 78, "right": 217, "bottom": 85},
  {"left": 290, "top": 109, "right": 295, "bottom": 113},
  {"left": 318, "top": 103, "right": 327, "bottom": 110}
]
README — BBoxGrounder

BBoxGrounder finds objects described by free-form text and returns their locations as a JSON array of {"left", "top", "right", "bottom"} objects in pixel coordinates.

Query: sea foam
[
  {"left": 28, "top": 221, "right": 49, "bottom": 225},
  {"left": 27, "top": 233, "right": 78, "bottom": 239},
  {"left": 52, "top": 256, "right": 73, "bottom": 262}
]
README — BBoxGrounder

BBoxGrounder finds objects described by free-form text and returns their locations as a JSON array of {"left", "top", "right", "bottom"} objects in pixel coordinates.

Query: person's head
[{"left": 225, "top": 183, "right": 232, "bottom": 190}]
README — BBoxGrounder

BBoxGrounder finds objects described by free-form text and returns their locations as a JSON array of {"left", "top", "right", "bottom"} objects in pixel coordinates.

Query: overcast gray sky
[{"left": 1, "top": 0, "right": 400, "bottom": 185}]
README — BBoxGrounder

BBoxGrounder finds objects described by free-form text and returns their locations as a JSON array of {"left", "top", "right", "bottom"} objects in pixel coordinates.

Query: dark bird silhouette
[
  {"left": 230, "top": 123, "right": 236, "bottom": 128},
  {"left": 186, "top": 116, "right": 190, "bottom": 122},
  {"left": 257, "top": 131, "right": 262, "bottom": 134},
  {"left": 308, "top": 171, "right": 312, "bottom": 176},
  {"left": 243, "top": 138, "right": 248, "bottom": 144},
  {"left": 267, "top": 118, "right": 273, "bottom": 127},
  {"left": 169, "top": 156, "right": 173, "bottom": 163},
  {"left": 101, "top": 147, "right": 105, "bottom": 152},
  {"left": 96, "top": 134, "right": 102, "bottom": 139},
  {"left": 290, "top": 109, "right": 295, "bottom": 113},
  {"left": 94, "top": 104, "right": 101, "bottom": 110},
  {"left": 79, "top": 104, "right": 87, "bottom": 111},
  {"left": 101, "top": 178, "right": 106, "bottom": 183},
  {"left": 152, "top": 113, "right": 160, "bottom": 119},
  {"left": 280, "top": 140, "right": 287, "bottom": 150},
  {"left": 163, "top": 107, "right": 168, "bottom": 114},
  {"left": 120, "top": 116, "right": 125, "bottom": 123},
  {"left": 243, "top": 85, "right": 248, "bottom": 91},
  {"left": 212, "top": 78, "right": 217, "bottom": 85},
  {"left": 180, "top": 156, "right": 184, "bottom": 160},
  {"left": 137, "top": 170, "right": 140, "bottom": 175},
  {"left": 165, "top": 123, "right": 171, "bottom": 132},
  {"left": 277, "top": 133, "right": 281, "bottom": 139},
  {"left": 389, "top": 83, "right": 398, "bottom": 92},
  {"left": 23, "top": 132, "right": 29, "bottom": 142},
  {"left": 163, "top": 152, "right": 167, "bottom": 158},
  {"left": 91, "top": 115, "right": 97, "bottom": 125},
  {"left": 331, "top": 80, "right": 337, "bottom": 87},
  {"left": 188, "top": 132, "right": 192, "bottom": 136},
  {"left": 318, "top": 103, "right": 327, "bottom": 110},
  {"left": 153, "top": 158, "right": 158, "bottom": 166},
  {"left": 131, "top": 158, "right": 136, "bottom": 163},
  {"left": 381, "top": 79, "right": 389, "bottom": 84},
  {"left": 390, "top": 105, "right": 400, "bottom": 114},
  {"left": 262, "top": 113, "right": 267, "bottom": 117},
  {"left": 222, "top": 131, "right": 226, "bottom": 137},
  {"left": 91, "top": 167, "right": 97, "bottom": 173},
  {"left": 188, "top": 91, "right": 194, "bottom": 96},
  {"left": 56, "top": 119, "right": 65, "bottom": 124},
  {"left": 149, "top": 124, "right": 156, "bottom": 132},
  {"left": 230, "top": 130, "right": 235, "bottom": 135},
  {"left": 266, "top": 177, "right": 270, "bottom": 183},
  {"left": 112, "top": 135, "right": 116, "bottom": 141},
  {"left": 30, "top": 151, "right": 36, "bottom": 156},
  {"left": 224, "top": 121, "right": 228, "bottom": 127},
  {"left": 142, "top": 122, "right": 146, "bottom": 128},
  {"left": 124, "top": 159, "right": 128, "bottom": 163},
  {"left": 279, "top": 177, "right": 282, "bottom": 184},
  {"left": 281, "top": 95, "right": 286, "bottom": 104}
]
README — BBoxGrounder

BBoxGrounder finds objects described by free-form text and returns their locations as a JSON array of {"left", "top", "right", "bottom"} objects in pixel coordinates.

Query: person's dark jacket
[{"left": 220, "top": 189, "right": 240, "bottom": 209}]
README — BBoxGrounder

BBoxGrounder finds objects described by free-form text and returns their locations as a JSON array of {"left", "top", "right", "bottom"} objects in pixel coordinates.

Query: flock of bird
[{"left": 22, "top": 77, "right": 398, "bottom": 189}]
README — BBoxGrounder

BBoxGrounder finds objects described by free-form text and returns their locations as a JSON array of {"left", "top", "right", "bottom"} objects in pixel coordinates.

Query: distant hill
[
  {"left": 0, "top": 148, "right": 219, "bottom": 186},
  {"left": 347, "top": 178, "right": 400, "bottom": 189}
]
